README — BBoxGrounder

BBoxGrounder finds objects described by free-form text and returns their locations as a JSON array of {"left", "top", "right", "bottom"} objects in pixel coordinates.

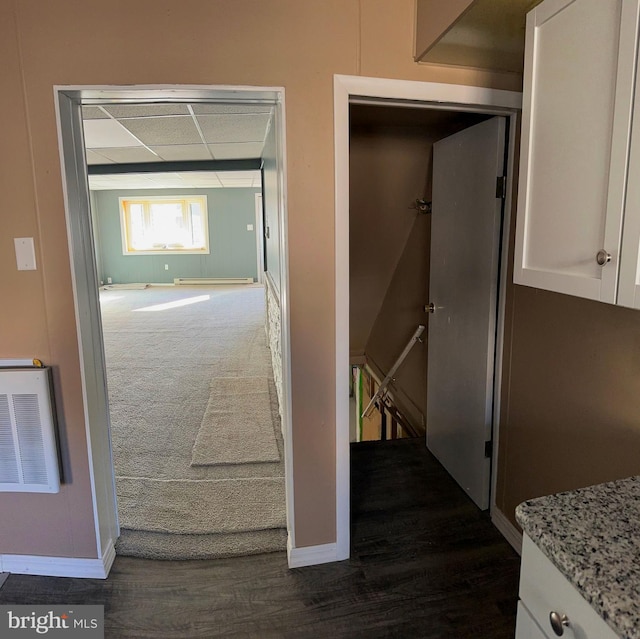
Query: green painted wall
[{"left": 91, "top": 187, "right": 260, "bottom": 284}]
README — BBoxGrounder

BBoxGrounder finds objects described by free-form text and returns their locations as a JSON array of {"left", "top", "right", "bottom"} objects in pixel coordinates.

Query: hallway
[{"left": 0, "top": 438, "right": 520, "bottom": 638}]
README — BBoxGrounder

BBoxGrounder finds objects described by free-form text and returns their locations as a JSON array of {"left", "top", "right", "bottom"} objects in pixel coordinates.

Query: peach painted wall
[
  {"left": 0, "top": 0, "right": 519, "bottom": 557},
  {"left": 349, "top": 118, "right": 434, "bottom": 357}
]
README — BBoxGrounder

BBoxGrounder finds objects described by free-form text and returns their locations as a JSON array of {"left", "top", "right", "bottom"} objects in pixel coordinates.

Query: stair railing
[{"left": 361, "top": 324, "right": 425, "bottom": 419}]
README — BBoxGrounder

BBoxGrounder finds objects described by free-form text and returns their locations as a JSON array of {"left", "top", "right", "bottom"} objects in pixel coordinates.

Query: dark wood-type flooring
[{"left": 0, "top": 438, "right": 521, "bottom": 638}]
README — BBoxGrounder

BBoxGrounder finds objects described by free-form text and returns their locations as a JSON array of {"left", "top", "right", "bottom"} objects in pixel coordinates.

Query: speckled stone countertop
[{"left": 516, "top": 476, "right": 640, "bottom": 639}]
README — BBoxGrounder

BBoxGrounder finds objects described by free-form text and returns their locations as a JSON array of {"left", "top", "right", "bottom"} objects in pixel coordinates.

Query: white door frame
[
  {"left": 255, "top": 193, "right": 265, "bottom": 284},
  {"left": 333, "top": 75, "right": 523, "bottom": 560},
  {"left": 54, "top": 84, "right": 294, "bottom": 569}
]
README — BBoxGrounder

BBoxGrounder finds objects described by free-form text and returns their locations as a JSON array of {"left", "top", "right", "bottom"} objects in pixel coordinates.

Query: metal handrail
[{"left": 361, "top": 324, "right": 425, "bottom": 419}]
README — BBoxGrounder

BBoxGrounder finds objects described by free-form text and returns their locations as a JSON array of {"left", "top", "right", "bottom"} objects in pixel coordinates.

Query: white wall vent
[{"left": 0, "top": 367, "right": 61, "bottom": 493}]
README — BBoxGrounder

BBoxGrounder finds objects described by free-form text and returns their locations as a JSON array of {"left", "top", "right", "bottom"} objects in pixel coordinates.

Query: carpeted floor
[
  {"left": 99, "top": 285, "right": 287, "bottom": 559},
  {"left": 191, "top": 376, "right": 280, "bottom": 466}
]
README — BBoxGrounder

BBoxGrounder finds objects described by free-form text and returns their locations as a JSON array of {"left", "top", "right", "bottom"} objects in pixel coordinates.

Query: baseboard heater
[
  {"left": 0, "top": 363, "right": 61, "bottom": 493},
  {"left": 173, "top": 277, "right": 254, "bottom": 285}
]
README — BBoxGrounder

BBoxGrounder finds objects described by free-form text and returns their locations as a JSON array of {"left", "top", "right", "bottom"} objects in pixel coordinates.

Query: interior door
[{"left": 426, "top": 117, "right": 506, "bottom": 510}]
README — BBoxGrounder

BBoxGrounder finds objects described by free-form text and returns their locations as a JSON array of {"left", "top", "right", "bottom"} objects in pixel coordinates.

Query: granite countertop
[{"left": 516, "top": 476, "right": 640, "bottom": 639}]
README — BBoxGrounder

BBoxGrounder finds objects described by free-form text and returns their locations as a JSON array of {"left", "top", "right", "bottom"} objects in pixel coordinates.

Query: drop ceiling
[
  {"left": 87, "top": 170, "right": 262, "bottom": 191},
  {"left": 83, "top": 102, "right": 271, "bottom": 189}
]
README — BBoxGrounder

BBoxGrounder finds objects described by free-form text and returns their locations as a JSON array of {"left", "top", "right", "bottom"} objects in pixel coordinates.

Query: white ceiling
[
  {"left": 87, "top": 170, "right": 262, "bottom": 191},
  {"left": 83, "top": 102, "right": 270, "bottom": 189}
]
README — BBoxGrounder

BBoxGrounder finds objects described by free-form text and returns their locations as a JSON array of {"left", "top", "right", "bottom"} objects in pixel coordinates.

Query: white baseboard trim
[
  {"left": 491, "top": 506, "right": 523, "bottom": 555},
  {"left": 287, "top": 538, "right": 339, "bottom": 568},
  {"left": 101, "top": 539, "right": 117, "bottom": 577},
  {"left": 0, "top": 539, "right": 116, "bottom": 579}
]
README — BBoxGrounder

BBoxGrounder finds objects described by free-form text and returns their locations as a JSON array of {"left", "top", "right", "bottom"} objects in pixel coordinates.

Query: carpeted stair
[{"left": 100, "top": 285, "right": 287, "bottom": 560}]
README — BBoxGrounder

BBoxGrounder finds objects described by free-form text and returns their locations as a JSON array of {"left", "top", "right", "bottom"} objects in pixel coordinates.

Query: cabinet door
[
  {"left": 516, "top": 602, "right": 552, "bottom": 639},
  {"left": 618, "top": 67, "right": 640, "bottom": 308},
  {"left": 514, "top": 0, "right": 640, "bottom": 303},
  {"left": 519, "top": 535, "right": 619, "bottom": 639}
]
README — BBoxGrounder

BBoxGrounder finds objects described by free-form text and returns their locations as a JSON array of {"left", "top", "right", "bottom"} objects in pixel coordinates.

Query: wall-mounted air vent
[{"left": 0, "top": 367, "right": 60, "bottom": 493}]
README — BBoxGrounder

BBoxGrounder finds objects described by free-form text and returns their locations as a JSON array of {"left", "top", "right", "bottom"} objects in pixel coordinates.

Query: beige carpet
[
  {"left": 117, "top": 476, "right": 286, "bottom": 534},
  {"left": 99, "top": 285, "right": 286, "bottom": 559},
  {"left": 115, "top": 528, "right": 288, "bottom": 561},
  {"left": 191, "top": 376, "right": 280, "bottom": 466}
]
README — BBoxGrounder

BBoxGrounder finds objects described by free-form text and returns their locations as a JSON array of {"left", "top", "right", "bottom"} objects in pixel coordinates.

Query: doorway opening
[
  {"left": 55, "top": 86, "right": 294, "bottom": 568},
  {"left": 349, "top": 104, "right": 493, "bottom": 444},
  {"left": 334, "top": 76, "right": 522, "bottom": 561}
]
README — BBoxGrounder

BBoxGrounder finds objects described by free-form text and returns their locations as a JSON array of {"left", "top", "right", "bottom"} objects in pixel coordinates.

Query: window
[{"left": 119, "top": 196, "right": 209, "bottom": 255}]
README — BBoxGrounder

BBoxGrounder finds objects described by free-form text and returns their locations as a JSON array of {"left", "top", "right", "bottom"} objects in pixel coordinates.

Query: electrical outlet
[
  {"left": 107, "top": 277, "right": 112, "bottom": 284},
  {"left": 165, "top": 264, "right": 169, "bottom": 270},
  {"left": 247, "top": 224, "right": 254, "bottom": 231}
]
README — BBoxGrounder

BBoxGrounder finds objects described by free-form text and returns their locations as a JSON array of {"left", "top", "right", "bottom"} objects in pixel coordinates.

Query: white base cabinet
[
  {"left": 516, "top": 535, "right": 619, "bottom": 639},
  {"left": 516, "top": 602, "right": 551, "bottom": 639}
]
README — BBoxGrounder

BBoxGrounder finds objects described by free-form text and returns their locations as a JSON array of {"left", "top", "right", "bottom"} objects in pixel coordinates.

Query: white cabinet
[
  {"left": 516, "top": 602, "right": 551, "bottom": 639},
  {"left": 516, "top": 535, "right": 619, "bottom": 639},
  {"left": 618, "top": 65, "right": 640, "bottom": 307},
  {"left": 514, "top": 0, "right": 640, "bottom": 307}
]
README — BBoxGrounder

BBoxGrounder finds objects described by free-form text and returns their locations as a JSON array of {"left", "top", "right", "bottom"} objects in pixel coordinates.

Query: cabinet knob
[
  {"left": 549, "top": 611, "right": 570, "bottom": 636},
  {"left": 425, "top": 302, "right": 436, "bottom": 314},
  {"left": 596, "top": 249, "right": 612, "bottom": 266}
]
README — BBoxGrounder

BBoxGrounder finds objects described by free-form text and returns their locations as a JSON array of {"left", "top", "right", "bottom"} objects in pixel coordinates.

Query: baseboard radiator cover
[
  {"left": 0, "top": 366, "right": 60, "bottom": 494},
  {"left": 173, "top": 277, "right": 254, "bottom": 286}
]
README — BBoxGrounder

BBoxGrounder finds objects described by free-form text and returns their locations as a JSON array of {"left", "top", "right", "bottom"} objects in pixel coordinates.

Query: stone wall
[{"left": 265, "top": 277, "right": 283, "bottom": 425}]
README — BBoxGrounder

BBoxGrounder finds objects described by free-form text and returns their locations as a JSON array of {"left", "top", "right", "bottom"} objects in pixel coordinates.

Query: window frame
[{"left": 119, "top": 195, "right": 210, "bottom": 255}]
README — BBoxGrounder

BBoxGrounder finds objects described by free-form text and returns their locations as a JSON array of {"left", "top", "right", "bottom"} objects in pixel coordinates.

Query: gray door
[{"left": 426, "top": 117, "right": 506, "bottom": 510}]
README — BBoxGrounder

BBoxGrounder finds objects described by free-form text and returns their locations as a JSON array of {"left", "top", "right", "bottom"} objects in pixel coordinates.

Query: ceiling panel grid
[{"left": 82, "top": 103, "right": 273, "bottom": 165}]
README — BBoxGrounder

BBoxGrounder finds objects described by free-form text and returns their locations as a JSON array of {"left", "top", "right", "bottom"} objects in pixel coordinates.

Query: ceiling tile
[
  {"left": 83, "top": 119, "right": 144, "bottom": 148},
  {"left": 144, "top": 178, "right": 188, "bottom": 189},
  {"left": 192, "top": 104, "right": 273, "bottom": 115},
  {"left": 215, "top": 170, "right": 260, "bottom": 180},
  {"left": 94, "top": 147, "right": 162, "bottom": 163},
  {"left": 103, "top": 104, "right": 191, "bottom": 118},
  {"left": 197, "top": 114, "right": 270, "bottom": 144},
  {"left": 149, "top": 144, "right": 212, "bottom": 161},
  {"left": 151, "top": 174, "right": 222, "bottom": 189},
  {"left": 208, "top": 142, "right": 264, "bottom": 159},
  {"left": 181, "top": 179, "right": 224, "bottom": 188},
  {"left": 82, "top": 106, "right": 109, "bottom": 120},
  {"left": 119, "top": 116, "right": 201, "bottom": 145},
  {"left": 87, "top": 171, "right": 260, "bottom": 190},
  {"left": 88, "top": 174, "right": 157, "bottom": 190},
  {"left": 86, "top": 150, "right": 114, "bottom": 165},
  {"left": 216, "top": 178, "right": 255, "bottom": 188},
  {"left": 182, "top": 171, "right": 225, "bottom": 182}
]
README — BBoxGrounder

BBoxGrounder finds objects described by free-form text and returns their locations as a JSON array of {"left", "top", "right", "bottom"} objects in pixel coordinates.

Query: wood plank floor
[{"left": 0, "top": 438, "right": 520, "bottom": 638}]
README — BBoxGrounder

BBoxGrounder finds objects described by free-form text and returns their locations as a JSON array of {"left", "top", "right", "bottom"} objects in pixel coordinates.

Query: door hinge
[
  {"left": 496, "top": 176, "right": 506, "bottom": 199},
  {"left": 484, "top": 440, "right": 493, "bottom": 458}
]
